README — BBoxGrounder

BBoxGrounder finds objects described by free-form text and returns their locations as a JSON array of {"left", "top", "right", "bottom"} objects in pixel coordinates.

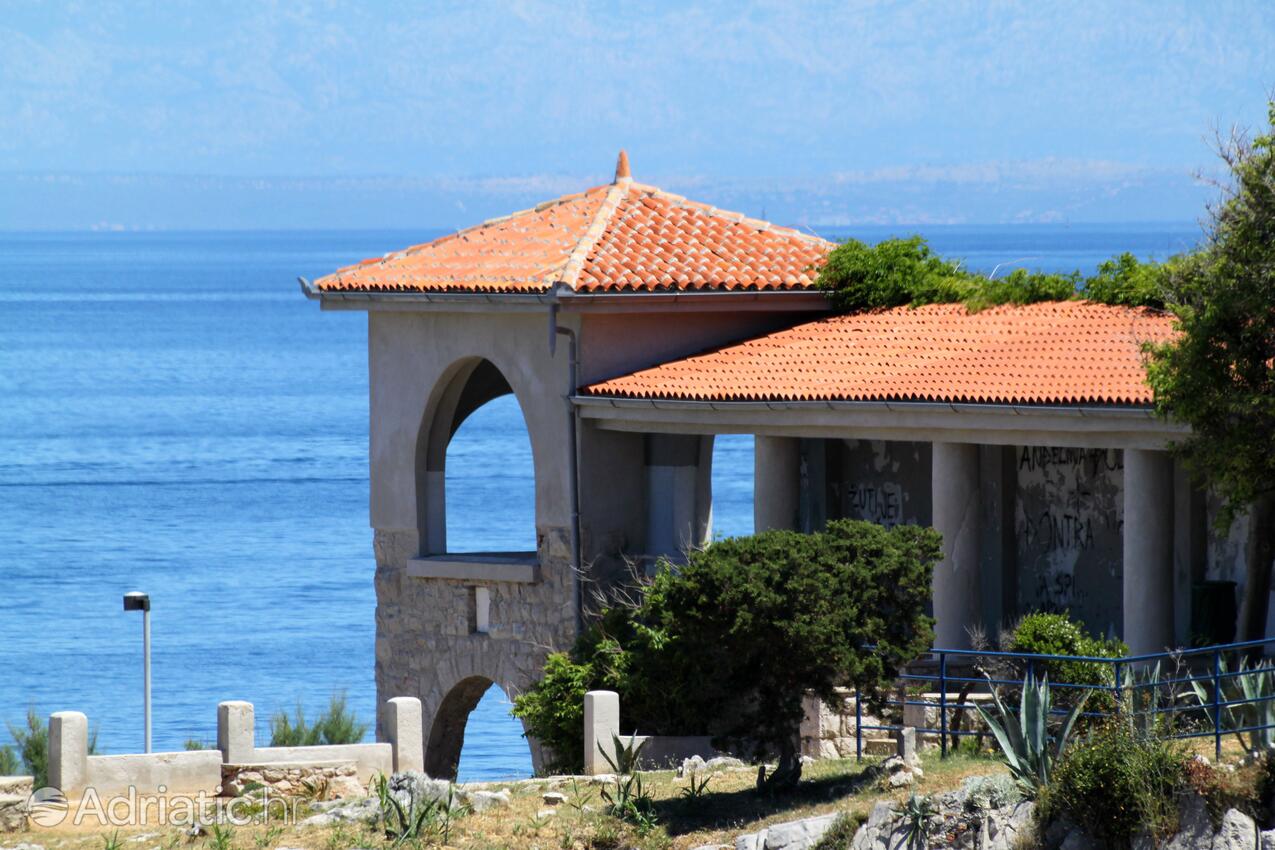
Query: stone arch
[
  {"left": 424, "top": 675, "right": 532, "bottom": 779},
  {"left": 414, "top": 357, "right": 534, "bottom": 556}
]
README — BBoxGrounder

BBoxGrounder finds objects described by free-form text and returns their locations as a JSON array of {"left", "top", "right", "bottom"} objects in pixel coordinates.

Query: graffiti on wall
[{"left": 1016, "top": 447, "right": 1124, "bottom": 632}]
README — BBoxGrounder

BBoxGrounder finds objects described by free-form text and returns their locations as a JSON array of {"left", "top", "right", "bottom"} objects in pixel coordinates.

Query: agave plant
[
  {"left": 1189, "top": 656, "right": 1275, "bottom": 754},
  {"left": 974, "top": 672, "right": 1090, "bottom": 795}
]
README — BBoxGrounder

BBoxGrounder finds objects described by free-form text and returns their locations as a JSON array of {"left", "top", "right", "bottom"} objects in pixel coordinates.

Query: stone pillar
[
  {"left": 583, "top": 690, "right": 620, "bottom": 776},
  {"left": 48, "top": 711, "right": 88, "bottom": 794},
  {"left": 755, "top": 436, "right": 800, "bottom": 532},
  {"left": 217, "top": 701, "right": 255, "bottom": 764},
  {"left": 1124, "top": 449, "right": 1175, "bottom": 654},
  {"left": 384, "top": 697, "right": 424, "bottom": 773},
  {"left": 932, "top": 442, "right": 982, "bottom": 650}
]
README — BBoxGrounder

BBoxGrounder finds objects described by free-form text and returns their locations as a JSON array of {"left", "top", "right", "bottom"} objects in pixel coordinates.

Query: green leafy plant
[
  {"left": 1040, "top": 721, "right": 1187, "bottom": 848},
  {"left": 102, "top": 831, "right": 124, "bottom": 850},
  {"left": 1148, "top": 102, "right": 1275, "bottom": 641},
  {"left": 1189, "top": 656, "right": 1275, "bottom": 753},
  {"left": 269, "top": 691, "right": 368, "bottom": 747},
  {"left": 565, "top": 777, "right": 597, "bottom": 818},
  {"left": 183, "top": 738, "right": 209, "bottom": 751},
  {"left": 599, "top": 736, "right": 657, "bottom": 833},
  {"left": 679, "top": 772, "right": 712, "bottom": 803},
  {"left": 894, "top": 793, "right": 938, "bottom": 850},
  {"left": 206, "top": 823, "right": 234, "bottom": 850},
  {"left": 0, "top": 745, "right": 18, "bottom": 776},
  {"left": 373, "top": 773, "right": 441, "bottom": 846},
  {"left": 511, "top": 652, "right": 593, "bottom": 773},
  {"left": 974, "top": 672, "right": 1090, "bottom": 796},
  {"left": 815, "top": 235, "right": 1169, "bottom": 313},
  {"left": 252, "top": 825, "right": 282, "bottom": 850}
]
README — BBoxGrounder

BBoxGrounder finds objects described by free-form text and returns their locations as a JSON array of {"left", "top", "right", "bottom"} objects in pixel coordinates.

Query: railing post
[
  {"left": 854, "top": 686, "right": 862, "bottom": 763},
  {"left": 939, "top": 652, "right": 948, "bottom": 759},
  {"left": 1113, "top": 661, "right": 1123, "bottom": 717},
  {"left": 1213, "top": 649, "right": 1223, "bottom": 762}
]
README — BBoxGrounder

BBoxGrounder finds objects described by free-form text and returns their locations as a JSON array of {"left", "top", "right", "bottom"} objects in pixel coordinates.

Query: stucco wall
[{"left": 368, "top": 310, "right": 579, "bottom": 776}]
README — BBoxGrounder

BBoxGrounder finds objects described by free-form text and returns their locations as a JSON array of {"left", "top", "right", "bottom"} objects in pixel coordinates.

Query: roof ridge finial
[{"left": 614, "top": 149, "right": 631, "bottom": 183}]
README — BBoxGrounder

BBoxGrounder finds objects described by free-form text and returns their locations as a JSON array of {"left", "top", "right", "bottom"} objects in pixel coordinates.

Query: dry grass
[{"left": 20, "top": 751, "right": 1009, "bottom": 850}]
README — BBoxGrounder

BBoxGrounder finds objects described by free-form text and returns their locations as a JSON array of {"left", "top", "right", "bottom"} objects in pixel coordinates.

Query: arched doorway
[{"left": 426, "top": 676, "right": 533, "bottom": 780}]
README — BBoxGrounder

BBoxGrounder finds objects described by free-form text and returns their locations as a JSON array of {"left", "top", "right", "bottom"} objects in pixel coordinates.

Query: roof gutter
[{"left": 298, "top": 277, "right": 558, "bottom": 305}]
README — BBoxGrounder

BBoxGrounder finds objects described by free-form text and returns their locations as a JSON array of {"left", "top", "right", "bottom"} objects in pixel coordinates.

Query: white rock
[
  {"left": 535, "top": 808, "right": 557, "bottom": 819},
  {"left": 463, "top": 790, "right": 510, "bottom": 812},
  {"left": 1212, "top": 808, "right": 1258, "bottom": 850},
  {"left": 0, "top": 844, "right": 44, "bottom": 850},
  {"left": 762, "top": 812, "right": 840, "bottom": 850},
  {"left": 886, "top": 770, "right": 914, "bottom": 788},
  {"left": 1261, "top": 828, "right": 1275, "bottom": 850},
  {"left": 541, "top": 791, "right": 566, "bottom": 806},
  {"left": 735, "top": 830, "right": 766, "bottom": 850}
]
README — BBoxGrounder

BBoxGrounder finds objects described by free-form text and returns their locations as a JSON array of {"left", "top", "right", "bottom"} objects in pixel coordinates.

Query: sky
[{"left": 2, "top": 0, "right": 1274, "bottom": 229}]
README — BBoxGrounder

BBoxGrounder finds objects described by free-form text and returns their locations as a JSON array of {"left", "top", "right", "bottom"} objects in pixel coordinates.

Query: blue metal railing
[{"left": 851, "top": 637, "right": 1275, "bottom": 762}]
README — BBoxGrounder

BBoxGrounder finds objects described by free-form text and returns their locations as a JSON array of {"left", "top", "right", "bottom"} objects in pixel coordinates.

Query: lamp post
[{"left": 123, "top": 591, "right": 151, "bottom": 753}]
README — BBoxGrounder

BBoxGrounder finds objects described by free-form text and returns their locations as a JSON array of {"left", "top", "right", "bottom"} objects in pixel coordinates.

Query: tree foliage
[
  {"left": 514, "top": 520, "right": 939, "bottom": 788},
  {"left": 815, "top": 236, "right": 1169, "bottom": 313},
  {"left": 1147, "top": 103, "right": 1275, "bottom": 641}
]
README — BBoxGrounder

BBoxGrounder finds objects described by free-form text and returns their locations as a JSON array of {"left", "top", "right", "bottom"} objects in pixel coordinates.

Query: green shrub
[
  {"left": 816, "top": 236, "right": 1169, "bottom": 313},
  {"left": 0, "top": 745, "right": 18, "bottom": 777},
  {"left": 516, "top": 520, "right": 939, "bottom": 786},
  {"left": 511, "top": 653, "right": 593, "bottom": 774},
  {"left": 1040, "top": 721, "right": 1187, "bottom": 848},
  {"left": 269, "top": 692, "right": 367, "bottom": 747},
  {"left": 1008, "top": 612, "right": 1126, "bottom": 712}
]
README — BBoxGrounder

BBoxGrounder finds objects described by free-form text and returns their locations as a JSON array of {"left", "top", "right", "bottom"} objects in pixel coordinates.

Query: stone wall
[
  {"left": 0, "top": 776, "right": 32, "bottom": 833},
  {"left": 373, "top": 526, "right": 576, "bottom": 777}
]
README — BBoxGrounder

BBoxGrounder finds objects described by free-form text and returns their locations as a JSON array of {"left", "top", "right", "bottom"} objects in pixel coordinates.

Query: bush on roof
[{"left": 815, "top": 235, "right": 1171, "bottom": 312}]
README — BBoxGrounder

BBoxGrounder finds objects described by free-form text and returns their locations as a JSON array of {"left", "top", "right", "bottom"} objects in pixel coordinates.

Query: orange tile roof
[
  {"left": 580, "top": 301, "right": 1177, "bottom": 406},
  {"left": 314, "top": 165, "right": 831, "bottom": 294}
]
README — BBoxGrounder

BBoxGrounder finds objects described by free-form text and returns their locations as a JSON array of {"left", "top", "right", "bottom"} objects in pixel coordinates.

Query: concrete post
[
  {"left": 583, "top": 690, "right": 620, "bottom": 776},
  {"left": 48, "top": 711, "right": 88, "bottom": 794},
  {"left": 217, "top": 701, "right": 255, "bottom": 764},
  {"left": 755, "top": 436, "right": 800, "bottom": 532},
  {"left": 932, "top": 442, "right": 982, "bottom": 649},
  {"left": 645, "top": 435, "right": 702, "bottom": 558},
  {"left": 384, "top": 697, "right": 424, "bottom": 773},
  {"left": 1124, "top": 449, "right": 1175, "bottom": 655}
]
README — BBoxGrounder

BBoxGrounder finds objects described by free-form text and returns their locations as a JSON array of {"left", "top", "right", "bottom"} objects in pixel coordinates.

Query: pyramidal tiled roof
[
  {"left": 581, "top": 301, "right": 1178, "bottom": 407},
  {"left": 314, "top": 152, "right": 832, "bottom": 294}
]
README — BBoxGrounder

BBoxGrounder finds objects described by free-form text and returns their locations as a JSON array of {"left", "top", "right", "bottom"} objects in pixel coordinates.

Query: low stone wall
[
  {"left": 0, "top": 776, "right": 33, "bottom": 833},
  {"left": 583, "top": 691, "right": 727, "bottom": 775},
  {"left": 799, "top": 690, "right": 887, "bottom": 759},
  {"left": 43, "top": 696, "right": 422, "bottom": 800},
  {"left": 221, "top": 760, "right": 363, "bottom": 799}
]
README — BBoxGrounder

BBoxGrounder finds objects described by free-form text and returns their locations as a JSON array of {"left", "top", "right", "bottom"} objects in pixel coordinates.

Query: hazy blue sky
[{"left": 3, "top": 1, "right": 1274, "bottom": 228}]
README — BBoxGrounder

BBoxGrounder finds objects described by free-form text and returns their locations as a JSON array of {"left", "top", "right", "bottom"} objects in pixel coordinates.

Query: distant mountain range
[{"left": 0, "top": 162, "right": 1215, "bottom": 231}]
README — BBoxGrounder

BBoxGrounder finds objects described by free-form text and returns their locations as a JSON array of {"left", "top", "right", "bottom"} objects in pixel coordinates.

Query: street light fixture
[{"left": 122, "top": 591, "right": 151, "bottom": 753}]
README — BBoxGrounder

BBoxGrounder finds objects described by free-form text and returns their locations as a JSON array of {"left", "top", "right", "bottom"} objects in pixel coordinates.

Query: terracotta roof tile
[
  {"left": 580, "top": 302, "right": 1177, "bottom": 407},
  {"left": 314, "top": 170, "right": 831, "bottom": 294}
]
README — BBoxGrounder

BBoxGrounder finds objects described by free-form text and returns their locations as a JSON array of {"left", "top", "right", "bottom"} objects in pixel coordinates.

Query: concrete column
[
  {"left": 384, "top": 696, "right": 424, "bottom": 773},
  {"left": 48, "top": 711, "right": 88, "bottom": 794},
  {"left": 755, "top": 436, "right": 800, "bottom": 532},
  {"left": 645, "top": 435, "right": 701, "bottom": 558},
  {"left": 932, "top": 442, "right": 982, "bottom": 649},
  {"left": 583, "top": 690, "right": 620, "bottom": 776},
  {"left": 1124, "top": 449, "right": 1175, "bottom": 654},
  {"left": 217, "top": 701, "right": 255, "bottom": 764}
]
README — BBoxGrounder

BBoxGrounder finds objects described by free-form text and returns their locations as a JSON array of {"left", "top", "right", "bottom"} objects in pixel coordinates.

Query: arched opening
[
  {"left": 427, "top": 677, "right": 533, "bottom": 781},
  {"left": 456, "top": 683, "right": 534, "bottom": 782},
  {"left": 416, "top": 358, "right": 536, "bottom": 556},
  {"left": 712, "top": 433, "right": 755, "bottom": 540}
]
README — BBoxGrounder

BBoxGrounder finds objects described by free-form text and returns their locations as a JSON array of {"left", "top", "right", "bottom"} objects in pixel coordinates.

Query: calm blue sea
[{"left": 0, "top": 223, "right": 1199, "bottom": 781}]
